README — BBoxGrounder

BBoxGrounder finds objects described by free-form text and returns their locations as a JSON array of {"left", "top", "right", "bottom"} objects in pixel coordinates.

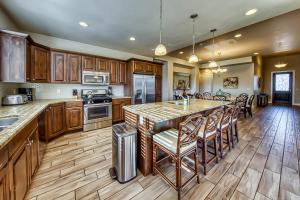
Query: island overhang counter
[{"left": 123, "top": 99, "right": 230, "bottom": 176}]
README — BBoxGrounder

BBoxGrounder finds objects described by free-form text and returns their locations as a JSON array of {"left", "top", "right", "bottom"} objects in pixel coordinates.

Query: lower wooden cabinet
[
  {"left": 65, "top": 102, "right": 83, "bottom": 132},
  {"left": 45, "top": 103, "right": 65, "bottom": 142},
  {"left": 0, "top": 148, "right": 9, "bottom": 200},
  {"left": 112, "top": 98, "right": 131, "bottom": 123}
]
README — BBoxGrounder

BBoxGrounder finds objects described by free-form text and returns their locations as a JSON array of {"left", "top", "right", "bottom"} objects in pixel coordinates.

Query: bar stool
[
  {"left": 203, "top": 92, "right": 212, "bottom": 100},
  {"left": 153, "top": 114, "right": 204, "bottom": 200},
  {"left": 236, "top": 96, "right": 248, "bottom": 118},
  {"left": 230, "top": 105, "right": 240, "bottom": 148},
  {"left": 197, "top": 109, "right": 222, "bottom": 175},
  {"left": 218, "top": 107, "right": 233, "bottom": 158}
]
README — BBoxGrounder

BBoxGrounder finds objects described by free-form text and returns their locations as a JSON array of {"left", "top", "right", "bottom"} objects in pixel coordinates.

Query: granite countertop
[
  {"left": 0, "top": 98, "right": 81, "bottom": 149},
  {"left": 123, "top": 99, "right": 230, "bottom": 123}
]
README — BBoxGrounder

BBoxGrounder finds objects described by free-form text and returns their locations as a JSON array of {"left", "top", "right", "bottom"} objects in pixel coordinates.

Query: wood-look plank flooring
[{"left": 26, "top": 106, "right": 300, "bottom": 200}]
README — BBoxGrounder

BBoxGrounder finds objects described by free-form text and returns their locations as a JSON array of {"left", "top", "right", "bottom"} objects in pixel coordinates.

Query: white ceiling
[{"left": 1, "top": 0, "right": 300, "bottom": 57}]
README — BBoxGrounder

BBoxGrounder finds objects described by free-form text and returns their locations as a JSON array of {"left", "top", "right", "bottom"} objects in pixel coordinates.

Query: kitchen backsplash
[
  {"left": 20, "top": 83, "right": 124, "bottom": 99},
  {"left": 0, "top": 83, "right": 20, "bottom": 105}
]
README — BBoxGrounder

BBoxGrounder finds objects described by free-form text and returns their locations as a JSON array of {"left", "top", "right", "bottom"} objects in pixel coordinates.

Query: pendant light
[
  {"left": 275, "top": 62, "right": 287, "bottom": 68},
  {"left": 155, "top": 0, "right": 167, "bottom": 56},
  {"left": 209, "top": 29, "right": 218, "bottom": 68},
  {"left": 211, "top": 52, "right": 227, "bottom": 73},
  {"left": 189, "top": 14, "right": 199, "bottom": 63}
]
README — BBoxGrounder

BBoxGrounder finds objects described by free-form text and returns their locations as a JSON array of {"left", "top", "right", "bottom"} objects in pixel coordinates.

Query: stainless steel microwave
[{"left": 82, "top": 71, "right": 110, "bottom": 85}]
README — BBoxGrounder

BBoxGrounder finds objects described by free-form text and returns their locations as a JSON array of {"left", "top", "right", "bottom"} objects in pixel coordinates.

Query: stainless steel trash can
[{"left": 110, "top": 123, "right": 137, "bottom": 183}]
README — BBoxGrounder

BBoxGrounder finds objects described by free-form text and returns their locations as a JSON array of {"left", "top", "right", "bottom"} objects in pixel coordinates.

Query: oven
[
  {"left": 82, "top": 71, "right": 110, "bottom": 85},
  {"left": 83, "top": 102, "right": 112, "bottom": 131}
]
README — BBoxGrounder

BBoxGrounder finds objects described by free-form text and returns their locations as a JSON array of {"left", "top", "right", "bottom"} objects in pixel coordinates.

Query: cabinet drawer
[{"left": 65, "top": 101, "right": 83, "bottom": 108}]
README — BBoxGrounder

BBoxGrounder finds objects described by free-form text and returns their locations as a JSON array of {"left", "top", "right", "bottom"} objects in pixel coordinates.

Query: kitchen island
[{"left": 123, "top": 99, "right": 230, "bottom": 176}]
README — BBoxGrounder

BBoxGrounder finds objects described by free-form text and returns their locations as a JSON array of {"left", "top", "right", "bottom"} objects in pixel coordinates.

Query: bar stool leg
[
  {"left": 235, "top": 123, "right": 239, "bottom": 142},
  {"left": 219, "top": 131, "right": 224, "bottom": 159},
  {"left": 230, "top": 124, "right": 235, "bottom": 148},
  {"left": 227, "top": 128, "right": 231, "bottom": 151},
  {"left": 214, "top": 137, "right": 218, "bottom": 163},
  {"left": 152, "top": 144, "right": 157, "bottom": 176},
  {"left": 194, "top": 149, "right": 200, "bottom": 184},
  {"left": 202, "top": 141, "right": 207, "bottom": 175},
  {"left": 176, "top": 158, "right": 182, "bottom": 200}
]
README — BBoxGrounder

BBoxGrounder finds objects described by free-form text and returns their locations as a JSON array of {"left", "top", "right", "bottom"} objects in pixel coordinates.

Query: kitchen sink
[{"left": 0, "top": 116, "right": 19, "bottom": 127}]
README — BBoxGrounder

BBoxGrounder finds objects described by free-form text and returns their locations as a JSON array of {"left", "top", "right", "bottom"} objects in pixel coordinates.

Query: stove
[{"left": 82, "top": 89, "right": 112, "bottom": 131}]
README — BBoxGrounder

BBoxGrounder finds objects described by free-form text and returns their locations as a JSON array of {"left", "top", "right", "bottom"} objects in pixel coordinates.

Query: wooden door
[
  {"left": 109, "top": 60, "right": 119, "bottom": 84},
  {"left": 96, "top": 58, "right": 108, "bottom": 72},
  {"left": 51, "top": 51, "right": 67, "bottom": 83},
  {"left": 9, "top": 143, "right": 29, "bottom": 200},
  {"left": 31, "top": 45, "right": 50, "bottom": 82},
  {"left": 133, "top": 61, "right": 145, "bottom": 73},
  {"left": 65, "top": 107, "right": 83, "bottom": 131},
  {"left": 118, "top": 61, "right": 127, "bottom": 84},
  {"left": 272, "top": 72, "right": 293, "bottom": 105},
  {"left": 29, "top": 129, "right": 39, "bottom": 178},
  {"left": 67, "top": 54, "right": 82, "bottom": 83},
  {"left": 82, "top": 56, "right": 96, "bottom": 71},
  {"left": 0, "top": 165, "right": 9, "bottom": 200},
  {"left": 0, "top": 33, "right": 27, "bottom": 82}
]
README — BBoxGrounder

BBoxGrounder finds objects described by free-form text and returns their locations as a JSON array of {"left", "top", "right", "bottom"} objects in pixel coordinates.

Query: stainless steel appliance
[
  {"left": 82, "top": 89, "right": 112, "bottom": 131},
  {"left": 133, "top": 74, "right": 155, "bottom": 104},
  {"left": 18, "top": 88, "right": 35, "bottom": 101},
  {"left": 110, "top": 123, "right": 137, "bottom": 183},
  {"left": 2, "top": 95, "right": 28, "bottom": 106},
  {"left": 82, "top": 71, "right": 110, "bottom": 85}
]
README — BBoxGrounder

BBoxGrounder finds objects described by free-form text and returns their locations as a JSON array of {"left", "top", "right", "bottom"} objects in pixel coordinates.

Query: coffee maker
[
  {"left": 107, "top": 86, "right": 113, "bottom": 96},
  {"left": 18, "top": 88, "right": 35, "bottom": 101}
]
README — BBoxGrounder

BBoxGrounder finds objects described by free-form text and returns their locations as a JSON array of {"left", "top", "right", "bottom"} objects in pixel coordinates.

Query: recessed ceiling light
[
  {"left": 245, "top": 9, "right": 257, "bottom": 16},
  {"left": 129, "top": 37, "right": 136, "bottom": 41},
  {"left": 254, "top": 52, "right": 259, "bottom": 55},
  {"left": 79, "top": 21, "right": 88, "bottom": 27},
  {"left": 179, "top": 51, "right": 184, "bottom": 54},
  {"left": 234, "top": 33, "right": 242, "bottom": 38}
]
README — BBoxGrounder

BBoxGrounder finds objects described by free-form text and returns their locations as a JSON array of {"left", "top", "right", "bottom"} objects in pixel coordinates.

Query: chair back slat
[
  {"left": 220, "top": 107, "right": 233, "bottom": 128},
  {"left": 203, "top": 108, "right": 223, "bottom": 138},
  {"left": 231, "top": 105, "right": 240, "bottom": 121}
]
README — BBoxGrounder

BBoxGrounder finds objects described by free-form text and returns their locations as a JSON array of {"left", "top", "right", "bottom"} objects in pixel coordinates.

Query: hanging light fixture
[
  {"left": 155, "top": 0, "right": 167, "bottom": 56},
  {"left": 189, "top": 14, "right": 199, "bottom": 63},
  {"left": 209, "top": 29, "right": 218, "bottom": 68},
  {"left": 211, "top": 52, "right": 227, "bottom": 73},
  {"left": 275, "top": 62, "right": 287, "bottom": 68}
]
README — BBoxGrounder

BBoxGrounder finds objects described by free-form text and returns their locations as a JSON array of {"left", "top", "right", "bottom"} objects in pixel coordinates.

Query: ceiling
[{"left": 1, "top": 0, "right": 300, "bottom": 58}]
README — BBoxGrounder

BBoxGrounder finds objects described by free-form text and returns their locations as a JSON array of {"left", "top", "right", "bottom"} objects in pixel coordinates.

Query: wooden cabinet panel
[
  {"left": 67, "top": 54, "right": 81, "bottom": 83},
  {"left": 145, "top": 63, "right": 154, "bottom": 74},
  {"left": 133, "top": 61, "right": 145, "bottom": 73},
  {"left": 109, "top": 60, "right": 119, "bottom": 84},
  {"left": 65, "top": 106, "right": 83, "bottom": 131},
  {"left": 45, "top": 103, "right": 65, "bottom": 142},
  {"left": 155, "top": 77, "right": 162, "bottom": 96},
  {"left": 82, "top": 56, "right": 96, "bottom": 71},
  {"left": 118, "top": 61, "right": 127, "bottom": 84},
  {"left": 51, "top": 51, "right": 67, "bottom": 83},
  {"left": 0, "top": 165, "right": 9, "bottom": 200},
  {"left": 112, "top": 98, "right": 131, "bottom": 123},
  {"left": 96, "top": 58, "right": 108, "bottom": 72},
  {"left": 31, "top": 45, "right": 50, "bottom": 82},
  {"left": 155, "top": 64, "right": 162, "bottom": 77},
  {"left": 0, "top": 33, "right": 28, "bottom": 83},
  {"left": 29, "top": 129, "right": 39, "bottom": 178}
]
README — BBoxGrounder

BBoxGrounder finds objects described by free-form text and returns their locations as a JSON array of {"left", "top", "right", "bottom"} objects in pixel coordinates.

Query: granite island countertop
[
  {"left": 123, "top": 99, "right": 230, "bottom": 123},
  {"left": 0, "top": 98, "right": 82, "bottom": 149}
]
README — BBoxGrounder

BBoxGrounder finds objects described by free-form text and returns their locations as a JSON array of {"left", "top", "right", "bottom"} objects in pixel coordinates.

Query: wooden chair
[
  {"left": 203, "top": 92, "right": 212, "bottom": 100},
  {"left": 217, "top": 107, "right": 233, "bottom": 158},
  {"left": 230, "top": 105, "right": 240, "bottom": 148},
  {"left": 239, "top": 93, "right": 249, "bottom": 99},
  {"left": 246, "top": 95, "right": 255, "bottom": 117},
  {"left": 197, "top": 109, "right": 222, "bottom": 175},
  {"left": 153, "top": 114, "right": 204, "bottom": 200},
  {"left": 194, "top": 92, "right": 203, "bottom": 99},
  {"left": 223, "top": 92, "right": 231, "bottom": 100},
  {"left": 213, "top": 96, "right": 226, "bottom": 101},
  {"left": 235, "top": 96, "right": 248, "bottom": 118}
]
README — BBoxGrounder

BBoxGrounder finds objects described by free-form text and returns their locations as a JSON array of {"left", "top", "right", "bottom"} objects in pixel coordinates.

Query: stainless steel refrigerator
[{"left": 133, "top": 74, "right": 155, "bottom": 104}]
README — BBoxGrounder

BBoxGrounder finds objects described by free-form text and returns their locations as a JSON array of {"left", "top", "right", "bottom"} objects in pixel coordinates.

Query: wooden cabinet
[
  {"left": 145, "top": 63, "right": 155, "bottom": 74},
  {"left": 51, "top": 51, "right": 67, "bottom": 83},
  {"left": 155, "top": 64, "right": 162, "bottom": 77},
  {"left": 31, "top": 45, "right": 50, "bottom": 82},
  {"left": 82, "top": 56, "right": 96, "bottom": 71},
  {"left": 96, "top": 58, "right": 108, "bottom": 72},
  {"left": 109, "top": 60, "right": 119, "bottom": 84},
  {"left": 0, "top": 31, "right": 30, "bottom": 83},
  {"left": 28, "top": 129, "right": 39, "bottom": 178},
  {"left": 133, "top": 61, "right": 145, "bottom": 73},
  {"left": 118, "top": 61, "right": 127, "bottom": 84},
  {"left": 155, "top": 77, "right": 162, "bottom": 102},
  {"left": 65, "top": 101, "right": 83, "bottom": 132},
  {"left": 0, "top": 148, "right": 9, "bottom": 200},
  {"left": 45, "top": 103, "right": 65, "bottom": 142},
  {"left": 112, "top": 98, "right": 131, "bottom": 123},
  {"left": 67, "top": 54, "right": 82, "bottom": 83}
]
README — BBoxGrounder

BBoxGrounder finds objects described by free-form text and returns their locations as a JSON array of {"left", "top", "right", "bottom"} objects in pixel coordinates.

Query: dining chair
[
  {"left": 194, "top": 92, "right": 203, "bottom": 99},
  {"left": 213, "top": 96, "right": 226, "bottom": 101},
  {"left": 197, "top": 108, "right": 222, "bottom": 175},
  {"left": 217, "top": 107, "right": 233, "bottom": 158},
  {"left": 223, "top": 92, "right": 231, "bottom": 100},
  {"left": 246, "top": 95, "right": 255, "bottom": 117},
  {"left": 235, "top": 96, "right": 248, "bottom": 118},
  {"left": 203, "top": 92, "right": 212, "bottom": 100},
  {"left": 230, "top": 105, "right": 240, "bottom": 147},
  {"left": 153, "top": 114, "right": 204, "bottom": 200}
]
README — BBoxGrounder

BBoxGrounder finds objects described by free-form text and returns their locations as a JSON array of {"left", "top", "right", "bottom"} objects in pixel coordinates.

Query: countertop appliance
[
  {"left": 2, "top": 95, "right": 28, "bottom": 106},
  {"left": 110, "top": 123, "right": 137, "bottom": 183},
  {"left": 82, "top": 71, "right": 109, "bottom": 85},
  {"left": 82, "top": 89, "right": 112, "bottom": 131},
  {"left": 18, "top": 88, "right": 35, "bottom": 101},
  {"left": 133, "top": 74, "right": 155, "bottom": 104}
]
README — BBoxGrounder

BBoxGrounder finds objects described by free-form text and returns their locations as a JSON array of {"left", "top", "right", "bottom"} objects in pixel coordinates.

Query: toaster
[{"left": 2, "top": 95, "right": 29, "bottom": 106}]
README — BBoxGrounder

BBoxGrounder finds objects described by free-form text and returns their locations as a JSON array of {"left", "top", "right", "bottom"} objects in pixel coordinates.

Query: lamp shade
[
  {"left": 189, "top": 54, "right": 199, "bottom": 63},
  {"left": 209, "top": 61, "right": 218, "bottom": 68},
  {"left": 155, "top": 43, "right": 167, "bottom": 56},
  {"left": 274, "top": 63, "right": 287, "bottom": 68}
]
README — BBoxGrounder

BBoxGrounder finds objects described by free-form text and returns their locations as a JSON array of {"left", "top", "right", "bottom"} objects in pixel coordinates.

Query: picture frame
[{"left": 223, "top": 77, "right": 239, "bottom": 89}]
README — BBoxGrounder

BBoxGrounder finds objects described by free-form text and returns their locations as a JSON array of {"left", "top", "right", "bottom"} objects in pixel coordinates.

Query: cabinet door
[
  {"left": 51, "top": 51, "right": 67, "bottom": 83},
  {"left": 67, "top": 54, "right": 82, "bottom": 83},
  {"left": 145, "top": 63, "right": 154, "bottom": 74},
  {"left": 0, "top": 165, "right": 9, "bottom": 200},
  {"left": 112, "top": 100, "right": 122, "bottom": 123},
  {"left": 65, "top": 107, "right": 83, "bottom": 131},
  {"left": 31, "top": 45, "right": 50, "bottom": 82},
  {"left": 155, "top": 64, "right": 162, "bottom": 77},
  {"left": 0, "top": 33, "right": 27, "bottom": 82},
  {"left": 118, "top": 61, "right": 127, "bottom": 84},
  {"left": 121, "top": 99, "right": 131, "bottom": 120},
  {"left": 46, "top": 103, "right": 65, "bottom": 141},
  {"left": 9, "top": 143, "right": 29, "bottom": 200},
  {"left": 29, "top": 129, "right": 39, "bottom": 178},
  {"left": 109, "top": 60, "right": 119, "bottom": 84},
  {"left": 155, "top": 77, "right": 162, "bottom": 96},
  {"left": 133, "top": 61, "right": 145, "bottom": 73},
  {"left": 96, "top": 58, "right": 108, "bottom": 72},
  {"left": 82, "top": 56, "right": 96, "bottom": 71}
]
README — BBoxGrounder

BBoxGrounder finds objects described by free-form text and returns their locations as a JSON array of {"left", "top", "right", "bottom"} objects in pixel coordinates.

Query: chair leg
[
  {"left": 230, "top": 124, "right": 235, "bottom": 148},
  {"left": 152, "top": 144, "right": 157, "bottom": 176},
  {"left": 194, "top": 149, "right": 200, "bottom": 184},
  {"left": 202, "top": 141, "right": 207, "bottom": 175},
  {"left": 176, "top": 158, "right": 182, "bottom": 200},
  {"left": 214, "top": 137, "right": 218, "bottom": 163},
  {"left": 219, "top": 131, "right": 224, "bottom": 159},
  {"left": 227, "top": 128, "right": 231, "bottom": 151},
  {"left": 235, "top": 123, "right": 239, "bottom": 142},
  {"left": 244, "top": 109, "right": 247, "bottom": 118}
]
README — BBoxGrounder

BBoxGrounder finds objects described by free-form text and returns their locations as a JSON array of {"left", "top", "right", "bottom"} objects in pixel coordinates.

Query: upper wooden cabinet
[
  {"left": 0, "top": 31, "right": 30, "bottom": 83},
  {"left": 51, "top": 51, "right": 67, "bottom": 83},
  {"left": 67, "top": 54, "right": 82, "bottom": 84},
  {"left": 31, "top": 45, "right": 50, "bottom": 82},
  {"left": 118, "top": 61, "right": 127, "bottom": 84},
  {"left": 129, "top": 60, "right": 161, "bottom": 75},
  {"left": 96, "top": 58, "right": 108, "bottom": 72},
  {"left": 155, "top": 64, "right": 162, "bottom": 77},
  {"left": 82, "top": 56, "right": 96, "bottom": 71},
  {"left": 108, "top": 60, "right": 119, "bottom": 84},
  {"left": 133, "top": 61, "right": 145, "bottom": 73},
  {"left": 145, "top": 63, "right": 155, "bottom": 74}
]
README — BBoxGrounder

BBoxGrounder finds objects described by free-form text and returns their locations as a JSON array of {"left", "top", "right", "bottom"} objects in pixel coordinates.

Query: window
[{"left": 275, "top": 74, "right": 290, "bottom": 91}]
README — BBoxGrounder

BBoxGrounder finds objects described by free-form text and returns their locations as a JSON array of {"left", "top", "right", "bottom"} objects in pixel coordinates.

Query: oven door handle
[{"left": 84, "top": 103, "right": 112, "bottom": 108}]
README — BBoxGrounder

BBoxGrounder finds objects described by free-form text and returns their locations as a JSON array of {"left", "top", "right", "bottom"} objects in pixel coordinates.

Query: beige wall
[{"left": 262, "top": 53, "right": 300, "bottom": 105}]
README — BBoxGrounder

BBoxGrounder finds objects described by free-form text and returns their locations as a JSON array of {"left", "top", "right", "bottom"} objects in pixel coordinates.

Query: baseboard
[{"left": 293, "top": 103, "right": 300, "bottom": 107}]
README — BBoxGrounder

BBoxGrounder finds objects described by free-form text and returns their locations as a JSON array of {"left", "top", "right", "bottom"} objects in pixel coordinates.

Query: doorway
[{"left": 272, "top": 72, "right": 293, "bottom": 105}]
